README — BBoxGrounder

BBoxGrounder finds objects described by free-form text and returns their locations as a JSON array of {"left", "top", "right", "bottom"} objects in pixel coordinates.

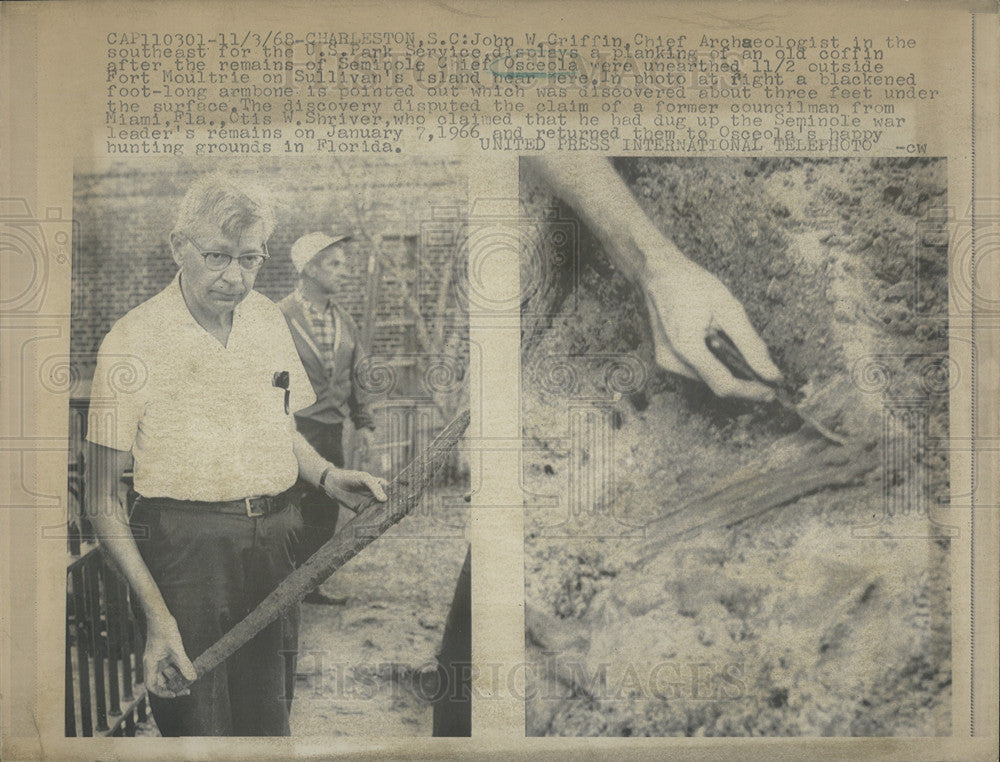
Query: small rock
[
  {"left": 882, "top": 186, "right": 903, "bottom": 203},
  {"left": 888, "top": 304, "right": 910, "bottom": 323}
]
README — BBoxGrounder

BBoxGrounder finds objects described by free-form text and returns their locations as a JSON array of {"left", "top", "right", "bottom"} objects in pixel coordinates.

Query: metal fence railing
[
  {"left": 66, "top": 541, "right": 149, "bottom": 736},
  {"left": 66, "top": 399, "right": 149, "bottom": 737}
]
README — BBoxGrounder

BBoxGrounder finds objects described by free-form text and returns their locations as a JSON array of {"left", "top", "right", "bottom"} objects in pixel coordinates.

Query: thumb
[
  {"left": 365, "top": 474, "right": 388, "bottom": 502},
  {"left": 176, "top": 651, "right": 199, "bottom": 682}
]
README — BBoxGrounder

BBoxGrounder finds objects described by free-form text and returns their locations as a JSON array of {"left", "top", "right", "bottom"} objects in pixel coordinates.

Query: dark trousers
[
  {"left": 130, "top": 495, "right": 302, "bottom": 736},
  {"left": 294, "top": 418, "right": 343, "bottom": 566},
  {"left": 433, "top": 548, "right": 471, "bottom": 736}
]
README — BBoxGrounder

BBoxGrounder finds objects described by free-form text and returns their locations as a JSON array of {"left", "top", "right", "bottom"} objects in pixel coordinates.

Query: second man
[{"left": 280, "top": 231, "right": 377, "bottom": 602}]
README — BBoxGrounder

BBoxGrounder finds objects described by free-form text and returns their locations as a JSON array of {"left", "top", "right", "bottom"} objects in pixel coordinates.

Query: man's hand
[
  {"left": 526, "top": 155, "right": 780, "bottom": 402},
  {"left": 143, "top": 614, "right": 198, "bottom": 698},
  {"left": 322, "top": 467, "right": 389, "bottom": 503},
  {"left": 644, "top": 259, "right": 781, "bottom": 401}
]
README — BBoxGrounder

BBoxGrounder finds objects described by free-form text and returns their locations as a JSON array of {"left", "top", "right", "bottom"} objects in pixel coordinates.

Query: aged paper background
[{"left": 1, "top": 0, "right": 998, "bottom": 758}]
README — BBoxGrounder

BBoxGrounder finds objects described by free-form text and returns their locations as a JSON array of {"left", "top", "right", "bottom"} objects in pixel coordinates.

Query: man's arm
[
  {"left": 525, "top": 155, "right": 781, "bottom": 400},
  {"left": 346, "top": 312, "right": 376, "bottom": 432},
  {"left": 84, "top": 442, "right": 197, "bottom": 697},
  {"left": 528, "top": 154, "right": 673, "bottom": 282}
]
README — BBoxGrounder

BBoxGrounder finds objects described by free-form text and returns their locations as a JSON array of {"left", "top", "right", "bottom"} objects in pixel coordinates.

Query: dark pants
[
  {"left": 433, "top": 548, "right": 471, "bottom": 736},
  {"left": 294, "top": 418, "right": 343, "bottom": 566},
  {"left": 130, "top": 494, "right": 302, "bottom": 736}
]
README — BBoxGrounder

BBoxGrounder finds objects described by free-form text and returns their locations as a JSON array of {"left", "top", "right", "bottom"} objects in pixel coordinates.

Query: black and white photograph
[
  {"left": 4, "top": 0, "right": 999, "bottom": 757},
  {"left": 520, "top": 156, "right": 952, "bottom": 736},
  {"left": 64, "top": 156, "right": 471, "bottom": 737}
]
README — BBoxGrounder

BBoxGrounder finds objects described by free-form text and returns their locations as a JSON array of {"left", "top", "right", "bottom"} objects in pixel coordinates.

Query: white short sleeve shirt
[{"left": 87, "top": 274, "right": 316, "bottom": 501}]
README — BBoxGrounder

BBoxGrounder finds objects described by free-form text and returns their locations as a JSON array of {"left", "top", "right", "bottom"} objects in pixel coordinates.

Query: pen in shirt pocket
[{"left": 273, "top": 370, "right": 290, "bottom": 414}]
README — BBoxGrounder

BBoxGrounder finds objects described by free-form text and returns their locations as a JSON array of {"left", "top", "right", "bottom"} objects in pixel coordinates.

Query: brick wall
[{"left": 71, "top": 157, "right": 468, "bottom": 386}]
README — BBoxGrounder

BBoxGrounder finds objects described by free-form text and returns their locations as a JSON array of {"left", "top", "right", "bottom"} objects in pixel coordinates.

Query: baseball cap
[{"left": 290, "top": 231, "right": 353, "bottom": 272}]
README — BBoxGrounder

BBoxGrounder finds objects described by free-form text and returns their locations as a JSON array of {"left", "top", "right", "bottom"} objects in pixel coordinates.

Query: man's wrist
[
  {"left": 630, "top": 221, "right": 688, "bottom": 281},
  {"left": 143, "top": 603, "right": 174, "bottom": 630},
  {"left": 319, "top": 466, "right": 333, "bottom": 489}
]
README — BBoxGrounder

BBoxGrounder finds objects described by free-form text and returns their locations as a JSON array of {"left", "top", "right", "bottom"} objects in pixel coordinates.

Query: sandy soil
[
  {"left": 521, "top": 158, "right": 952, "bottom": 737},
  {"left": 291, "top": 492, "right": 468, "bottom": 737}
]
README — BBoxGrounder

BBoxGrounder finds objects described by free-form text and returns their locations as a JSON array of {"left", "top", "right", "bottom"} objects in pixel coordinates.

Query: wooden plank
[{"left": 634, "top": 438, "right": 879, "bottom": 567}]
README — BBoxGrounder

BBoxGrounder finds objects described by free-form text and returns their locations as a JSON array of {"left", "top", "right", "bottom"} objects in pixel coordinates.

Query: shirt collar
[
  {"left": 163, "top": 272, "right": 201, "bottom": 329},
  {"left": 295, "top": 287, "right": 335, "bottom": 316}
]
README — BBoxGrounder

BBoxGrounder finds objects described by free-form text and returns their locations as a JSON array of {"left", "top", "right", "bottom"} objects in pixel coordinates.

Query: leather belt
[{"left": 136, "top": 487, "right": 295, "bottom": 518}]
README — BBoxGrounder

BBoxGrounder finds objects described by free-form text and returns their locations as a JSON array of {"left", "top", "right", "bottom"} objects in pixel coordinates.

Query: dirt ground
[
  {"left": 291, "top": 493, "right": 468, "bottom": 737},
  {"left": 521, "top": 158, "right": 952, "bottom": 737}
]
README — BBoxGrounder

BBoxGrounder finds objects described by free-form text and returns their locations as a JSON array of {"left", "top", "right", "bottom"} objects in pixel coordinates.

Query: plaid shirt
[
  {"left": 295, "top": 291, "right": 342, "bottom": 379},
  {"left": 281, "top": 289, "right": 374, "bottom": 430}
]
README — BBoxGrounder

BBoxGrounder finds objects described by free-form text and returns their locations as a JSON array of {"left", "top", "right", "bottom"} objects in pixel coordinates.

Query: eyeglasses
[{"left": 180, "top": 234, "right": 270, "bottom": 272}]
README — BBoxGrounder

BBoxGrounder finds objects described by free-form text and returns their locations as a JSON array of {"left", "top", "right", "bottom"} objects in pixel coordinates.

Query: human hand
[
  {"left": 322, "top": 467, "right": 389, "bottom": 502},
  {"left": 143, "top": 614, "right": 198, "bottom": 698},
  {"left": 643, "top": 259, "right": 781, "bottom": 400},
  {"left": 525, "top": 154, "right": 781, "bottom": 401}
]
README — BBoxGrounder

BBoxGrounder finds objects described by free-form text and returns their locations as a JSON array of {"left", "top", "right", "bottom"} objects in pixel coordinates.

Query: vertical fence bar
[
  {"left": 117, "top": 577, "right": 134, "bottom": 702},
  {"left": 105, "top": 566, "right": 122, "bottom": 718},
  {"left": 134, "top": 625, "right": 147, "bottom": 722},
  {"left": 85, "top": 558, "right": 109, "bottom": 732},
  {"left": 65, "top": 609, "right": 77, "bottom": 736},
  {"left": 71, "top": 565, "right": 93, "bottom": 736},
  {"left": 68, "top": 516, "right": 81, "bottom": 558}
]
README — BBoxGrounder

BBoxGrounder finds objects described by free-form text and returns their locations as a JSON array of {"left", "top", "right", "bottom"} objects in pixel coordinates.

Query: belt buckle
[{"left": 245, "top": 496, "right": 265, "bottom": 518}]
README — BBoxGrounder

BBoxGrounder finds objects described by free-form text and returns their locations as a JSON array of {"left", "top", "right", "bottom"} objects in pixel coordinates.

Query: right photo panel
[{"left": 520, "top": 157, "right": 952, "bottom": 737}]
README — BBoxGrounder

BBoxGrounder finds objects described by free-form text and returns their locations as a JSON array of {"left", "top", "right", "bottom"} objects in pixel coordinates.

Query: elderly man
[
  {"left": 279, "top": 232, "right": 376, "bottom": 601},
  {"left": 85, "top": 174, "right": 386, "bottom": 736}
]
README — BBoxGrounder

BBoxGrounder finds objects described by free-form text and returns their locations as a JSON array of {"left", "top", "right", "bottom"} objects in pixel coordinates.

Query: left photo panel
[{"left": 64, "top": 156, "right": 471, "bottom": 737}]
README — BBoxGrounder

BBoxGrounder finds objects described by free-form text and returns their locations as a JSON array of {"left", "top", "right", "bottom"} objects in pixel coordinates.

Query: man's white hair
[{"left": 173, "top": 172, "right": 276, "bottom": 241}]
